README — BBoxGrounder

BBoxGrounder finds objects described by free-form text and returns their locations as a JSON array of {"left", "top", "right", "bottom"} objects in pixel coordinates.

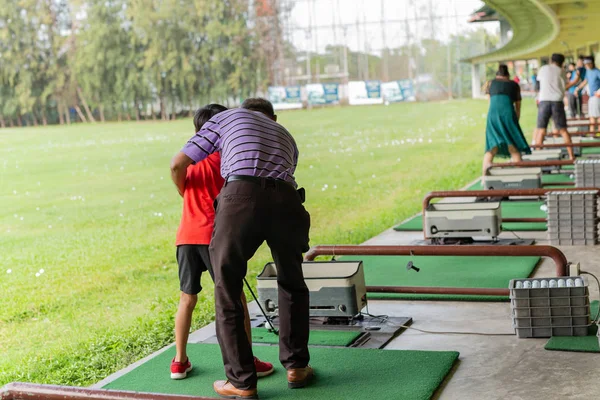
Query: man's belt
[
  {"left": 226, "top": 174, "right": 291, "bottom": 187},
  {"left": 226, "top": 175, "right": 304, "bottom": 203}
]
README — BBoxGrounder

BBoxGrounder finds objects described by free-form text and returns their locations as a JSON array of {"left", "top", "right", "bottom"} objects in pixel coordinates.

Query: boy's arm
[{"left": 170, "top": 152, "right": 193, "bottom": 197}]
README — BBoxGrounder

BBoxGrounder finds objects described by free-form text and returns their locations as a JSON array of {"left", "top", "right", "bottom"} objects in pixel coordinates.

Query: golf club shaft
[{"left": 244, "top": 277, "right": 278, "bottom": 335}]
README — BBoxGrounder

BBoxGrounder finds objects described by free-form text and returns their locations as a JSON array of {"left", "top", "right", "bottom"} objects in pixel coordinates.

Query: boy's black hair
[
  {"left": 193, "top": 104, "right": 228, "bottom": 132},
  {"left": 551, "top": 53, "right": 566, "bottom": 66},
  {"left": 241, "top": 98, "right": 275, "bottom": 118}
]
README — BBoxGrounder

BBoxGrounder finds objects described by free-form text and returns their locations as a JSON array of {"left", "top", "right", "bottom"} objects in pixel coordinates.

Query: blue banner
[
  {"left": 398, "top": 79, "right": 416, "bottom": 101},
  {"left": 365, "top": 80, "right": 382, "bottom": 99},
  {"left": 306, "top": 83, "right": 340, "bottom": 105},
  {"left": 322, "top": 83, "right": 340, "bottom": 104},
  {"left": 268, "top": 85, "right": 303, "bottom": 110},
  {"left": 381, "top": 81, "right": 404, "bottom": 103}
]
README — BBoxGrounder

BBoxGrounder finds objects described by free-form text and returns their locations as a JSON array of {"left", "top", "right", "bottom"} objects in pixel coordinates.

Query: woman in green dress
[{"left": 483, "top": 64, "right": 530, "bottom": 177}]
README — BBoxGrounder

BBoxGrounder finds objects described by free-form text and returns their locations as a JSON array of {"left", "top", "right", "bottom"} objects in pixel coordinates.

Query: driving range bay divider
[{"left": 303, "top": 245, "right": 569, "bottom": 296}]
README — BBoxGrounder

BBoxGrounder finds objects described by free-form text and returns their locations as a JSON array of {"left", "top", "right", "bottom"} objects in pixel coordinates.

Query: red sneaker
[
  {"left": 255, "top": 357, "right": 274, "bottom": 378},
  {"left": 170, "top": 358, "right": 192, "bottom": 380}
]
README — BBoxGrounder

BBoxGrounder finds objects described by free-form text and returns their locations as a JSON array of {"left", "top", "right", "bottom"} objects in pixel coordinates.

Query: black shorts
[
  {"left": 537, "top": 101, "right": 567, "bottom": 130},
  {"left": 176, "top": 245, "right": 214, "bottom": 295}
]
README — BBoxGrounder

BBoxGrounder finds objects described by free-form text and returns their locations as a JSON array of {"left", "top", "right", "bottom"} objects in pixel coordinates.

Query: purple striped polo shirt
[{"left": 181, "top": 108, "right": 299, "bottom": 187}]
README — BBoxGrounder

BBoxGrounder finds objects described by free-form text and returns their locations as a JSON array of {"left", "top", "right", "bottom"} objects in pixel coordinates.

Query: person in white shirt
[{"left": 533, "top": 53, "right": 577, "bottom": 159}]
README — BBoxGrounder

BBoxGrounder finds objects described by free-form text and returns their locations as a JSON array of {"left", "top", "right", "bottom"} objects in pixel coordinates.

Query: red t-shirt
[{"left": 175, "top": 152, "right": 224, "bottom": 245}]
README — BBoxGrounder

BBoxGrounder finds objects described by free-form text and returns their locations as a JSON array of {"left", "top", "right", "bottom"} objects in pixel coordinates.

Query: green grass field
[{"left": 0, "top": 99, "right": 537, "bottom": 386}]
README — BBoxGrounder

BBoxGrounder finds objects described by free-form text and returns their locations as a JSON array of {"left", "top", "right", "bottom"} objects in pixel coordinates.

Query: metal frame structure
[
  {"left": 303, "top": 245, "right": 569, "bottom": 296},
  {"left": 0, "top": 383, "right": 218, "bottom": 400},
  {"left": 532, "top": 142, "right": 600, "bottom": 150},
  {"left": 489, "top": 160, "right": 574, "bottom": 169},
  {"left": 567, "top": 120, "right": 598, "bottom": 126},
  {"left": 546, "top": 130, "right": 600, "bottom": 137},
  {"left": 485, "top": 161, "right": 575, "bottom": 186}
]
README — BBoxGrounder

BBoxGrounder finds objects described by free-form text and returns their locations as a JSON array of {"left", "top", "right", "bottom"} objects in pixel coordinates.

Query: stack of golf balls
[{"left": 515, "top": 278, "right": 584, "bottom": 289}]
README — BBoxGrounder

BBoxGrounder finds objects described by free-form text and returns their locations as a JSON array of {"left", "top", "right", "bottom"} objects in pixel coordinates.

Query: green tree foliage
[{"left": 0, "top": 0, "right": 259, "bottom": 126}]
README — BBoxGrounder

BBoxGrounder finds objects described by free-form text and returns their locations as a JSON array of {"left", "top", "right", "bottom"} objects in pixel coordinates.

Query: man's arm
[
  {"left": 170, "top": 152, "right": 193, "bottom": 197},
  {"left": 514, "top": 101, "right": 521, "bottom": 120},
  {"left": 566, "top": 73, "right": 580, "bottom": 90},
  {"left": 171, "top": 119, "right": 223, "bottom": 196},
  {"left": 575, "top": 78, "right": 588, "bottom": 93}
]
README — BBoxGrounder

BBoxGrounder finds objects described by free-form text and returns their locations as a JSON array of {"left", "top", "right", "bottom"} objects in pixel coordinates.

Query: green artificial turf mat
[
  {"left": 394, "top": 214, "right": 425, "bottom": 231},
  {"left": 582, "top": 147, "right": 600, "bottom": 155},
  {"left": 545, "top": 301, "right": 600, "bottom": 353},
  {"left": 345, "top": 255, "right": 539, "bottom": 301},
  {"left": 103, "top": 343, "right": 459, "bottom": 400},
  {"left": 501, "top": 200, "right": 547, "bottom": 231},
  {"left": 394, "top": 201, "right": 547, "bottom": 232},
  {"left": 466, "top": 180, "right": 483, "bottom": 191},
  {"left": 541, "top": 173, "right": 574, "bottom": 184},
  {"left": 251, "top": 328, "right": 361, "bottom": 347}
]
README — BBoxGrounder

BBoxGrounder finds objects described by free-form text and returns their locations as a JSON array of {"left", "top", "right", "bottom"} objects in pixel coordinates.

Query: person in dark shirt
[
  {"left": 483, "top": 64, "right": 530, "bottom": 177},
  {"left": 567, "top": 57, "right": 586, "bottom": 118},
  {"left": 575, "top": 57, "right": 600, "bottom": 132}
]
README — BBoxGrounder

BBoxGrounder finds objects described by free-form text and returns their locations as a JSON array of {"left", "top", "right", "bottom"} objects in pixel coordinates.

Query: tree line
[{"left": 0, "top": 0, "right": 265, "bottom": 127}]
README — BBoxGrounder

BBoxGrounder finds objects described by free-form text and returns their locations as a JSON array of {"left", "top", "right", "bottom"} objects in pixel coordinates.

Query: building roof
[
  {"left": 468, "top": 5, "right": 499, "bottom": 22},
  {"left": 468, "top": 0, "right": 600, "bottom": 63}
]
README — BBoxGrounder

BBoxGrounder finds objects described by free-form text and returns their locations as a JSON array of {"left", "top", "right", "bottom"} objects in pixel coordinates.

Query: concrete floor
[{"left": 94, "top": 187, "right": 600, "bottom": 400}]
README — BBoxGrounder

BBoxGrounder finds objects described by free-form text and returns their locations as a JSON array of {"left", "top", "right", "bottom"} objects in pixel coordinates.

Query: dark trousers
[
  {"left": 568, "top": 93, "right": 583, "bottom": 118},
  {"left": 209, "top": 179, "right": 311, "bottom": 390}
]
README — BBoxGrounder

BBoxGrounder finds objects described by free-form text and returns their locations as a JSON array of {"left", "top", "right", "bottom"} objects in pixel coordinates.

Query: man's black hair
[
  {"left": 193, "top": 103, "right": 227, "bottom": 132},
  {"left": 551, "top": 53, "right": 566, "bottom": 66},
  {"left": 579, "top": 55, "right": 586, "bottom": 61},
  {"left": 241, "top": 98, "right": 275, "bottom": 118}
]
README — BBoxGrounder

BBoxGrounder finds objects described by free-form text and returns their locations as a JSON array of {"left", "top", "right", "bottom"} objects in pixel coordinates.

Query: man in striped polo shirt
[{"left": 170, "top": 98, "right": 312, "bottom": 399}]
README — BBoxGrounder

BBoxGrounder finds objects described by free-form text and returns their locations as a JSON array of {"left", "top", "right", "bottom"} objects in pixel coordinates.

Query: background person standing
[
  {"left": 482, "top": 65, "right": 530, "bottom": 177},
  {"left": 575, "top": 57, "right": 600, "bottom": 133},
  {"left": 567, "top": 61, "right": 584, "bottom": 118},
  {"left": 533, "top": 53, "right": 576, "bottom": 159},
  {"left": 170, "top": 98, "right": 312, "bottom": 399}
]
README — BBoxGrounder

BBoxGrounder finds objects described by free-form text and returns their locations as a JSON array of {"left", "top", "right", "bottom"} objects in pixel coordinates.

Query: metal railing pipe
[
  {"left": 532, "top": 142, "right": 600, "bottom": 149},
  {"left": 547, "top": 130, "right": 599, "bottom": 137},
  {"left": 303, "top": 245, "right": 569, "bottom": 296},
  {"left": 490, "top": 160, "right": 574, "bottom": 168},
  {"left": 0, "top": 383, "right": 218, "bottom": 400}
]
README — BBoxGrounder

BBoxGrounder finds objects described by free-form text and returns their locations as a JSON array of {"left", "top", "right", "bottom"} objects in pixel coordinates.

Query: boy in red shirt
[{"left": 170, "top": 104, "right": 273, "bottom": 380}]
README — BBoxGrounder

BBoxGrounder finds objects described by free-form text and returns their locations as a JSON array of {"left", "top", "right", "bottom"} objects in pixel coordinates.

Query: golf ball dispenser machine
[
  {"left": 484, "top": 167, "right": 542, "bottom": 190},
  {"left": 255, "top": 260, "right": 412, "bottom": 349},
  {"left": 257, "top": 261, "right": 367, "bottom": 319},
  {"left": 425, "top": 202, "right": 502, "bottom": 241}
]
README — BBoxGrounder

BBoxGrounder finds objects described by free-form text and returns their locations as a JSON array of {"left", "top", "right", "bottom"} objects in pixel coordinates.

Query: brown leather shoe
[
  {"left": 287, "top": 365, "right": 314, "bottom": 389},
  {"left": 213, "top": 380, "right": 258, "bottom": 399}
]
